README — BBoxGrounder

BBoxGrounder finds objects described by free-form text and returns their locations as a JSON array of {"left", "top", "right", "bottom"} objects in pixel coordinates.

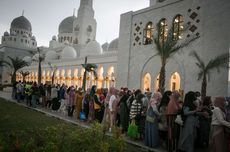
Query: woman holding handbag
[{"left": 144, "top": 94, "right": 161, "bottom": 148}]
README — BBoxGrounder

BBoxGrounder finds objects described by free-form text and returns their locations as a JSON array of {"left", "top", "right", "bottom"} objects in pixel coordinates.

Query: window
[
  {"left": 14, "top": 38, "right": 16, "bottom": 41},
  {"left": 21, "top": 39, "right": 23, "bottom": 42},
  {"left": 32, "top": 42, "right": 35, "bottom": 45},
  {"left": 25, "top": 39, "right": 27, "bottom": 43},
  {"left": 3, "top": 38, "right": 5, "bottom": 41},
  {"left": 143, "top": 22, "right": 154, "bottom": 45},
  {"left": 9, "top": 37, "right": 12, "bottom": 41},
  {"left": 173, "top": 15, "right": 183, "bottom": 40},
  {"left": 21, "top": 31, "right": 23, "bottom": 34},
  {"left": 158, "top": 18, "right": 168, "bottom": 42}
]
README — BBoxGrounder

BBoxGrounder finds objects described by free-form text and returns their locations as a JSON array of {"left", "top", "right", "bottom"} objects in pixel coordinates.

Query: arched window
[
  {"left": 154, "top": 74, "right": 160, "bottom": 92},
  {"left": 158, "top": 18, "right": 168, "bottom": 42},
  {"left": 143, "top": 73, "right": 151, "bottom": 91},
  {"left": 170, "top": 72, "right": 181, "bottom": 91},
  {"left": 97, "top": 66, "right": 104, "bottom": 89},
  {"left": 173, "top": 15, "right": 183, "bottom": 40},
  {"left": 144, "top": 22, "right": 154, "bottom": 45}
]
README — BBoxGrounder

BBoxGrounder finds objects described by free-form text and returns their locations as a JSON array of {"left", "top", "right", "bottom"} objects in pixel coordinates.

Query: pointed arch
[
  {"left": 144, "top": 22, "right": 154, "bottom": 45},
  {"left": 172, "top": 15, "right": 184, "bottom": 40},
  {"left": 143, "top": 73, "right": 151, "bottom": 92},
  {"left": 158, "top": 18, "right": 168, "bottom": 42},
  {"left": 170, "top": 72, "right": 181, "bottom": 91}
]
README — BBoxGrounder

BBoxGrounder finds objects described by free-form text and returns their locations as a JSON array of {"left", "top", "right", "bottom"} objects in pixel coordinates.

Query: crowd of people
[{"left": 12, "top": 80, "right": 230, "bottom": 152}]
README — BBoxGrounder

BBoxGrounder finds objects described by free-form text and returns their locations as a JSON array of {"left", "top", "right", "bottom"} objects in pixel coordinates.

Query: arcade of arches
[
  {"left": 143, "top": 72, "right": 181, "bottom": 92},
  {"left": 16, "top": 66, "right": 116, "bottom": 89}
]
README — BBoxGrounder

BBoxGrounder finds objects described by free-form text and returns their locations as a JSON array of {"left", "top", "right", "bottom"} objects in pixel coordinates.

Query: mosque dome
[
  {"left": 4, "top": 31, "right": 9, "bottom": 36},
  {"left": 23, "top": 56, "right": 32, "bottom": 63},
  {"left": 11, "top": 31, "right": 17, "bottom": 36},
  {"left": 23, "top": 33, "right": 28, "bottom": 38},
  {"left": 11, "top": 16, "right": 32, "bottom": 31},
  {"left": 45, "top": 50, "right": 58, "bottom": 60},
  {"left": 84, "top": 40, "right": 102, "bottom": 55},
  {"left": 108, "top": 38, "right": 119, "bottom": 51},
  {"left": 61, "top": 46, "right": 77, "bottom": 59},
  {"left": 52, "top": 35, "right": 57, "bottom": 41},
  {"left": 58, "top": 16, "right": 76, "bottom": 34},
  {"left": 102, "top": 42, "right": 109, "bottom": 52},
  {"left": 31, "top": 36, "right": 36, "bottom": 40},
  {"left": 64, "top": 40, "right": 69, "bottom": 45}
]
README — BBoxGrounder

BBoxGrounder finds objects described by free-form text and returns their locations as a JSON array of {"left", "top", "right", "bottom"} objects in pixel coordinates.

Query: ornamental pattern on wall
[
  {"left": 133, "top": 22, "right": 143, "bottom": 46},
  {"left": 187, "top": 6, "right": 201, "bottom": 37}
]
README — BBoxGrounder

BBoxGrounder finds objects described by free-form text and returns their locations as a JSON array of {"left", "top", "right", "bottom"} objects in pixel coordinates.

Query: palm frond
[
  {"left": 189, "top": 51, "right": 205, "bottom": 70},
  {"left": 197, "top": 71, "right": 204, "bottom": 81},
  {"left": 206, "top": 53, "right": 229, "bottom": 72}
]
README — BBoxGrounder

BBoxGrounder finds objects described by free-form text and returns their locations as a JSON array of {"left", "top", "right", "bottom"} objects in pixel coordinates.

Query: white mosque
[{"left": 0, "top": 0, "right": 230, "bottom": 97}]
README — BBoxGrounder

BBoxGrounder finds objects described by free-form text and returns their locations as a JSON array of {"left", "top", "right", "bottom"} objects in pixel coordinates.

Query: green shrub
[{"left": 0, "top": 123, "right": 126, "bottom": 152}]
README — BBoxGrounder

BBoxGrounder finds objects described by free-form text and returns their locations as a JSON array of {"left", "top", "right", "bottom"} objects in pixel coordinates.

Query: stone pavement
[{"left": 0, "top": 90, "right": 166, "bottom": 152}]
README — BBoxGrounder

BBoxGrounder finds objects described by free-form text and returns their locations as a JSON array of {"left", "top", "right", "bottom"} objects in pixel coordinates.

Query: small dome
[
  {"left": 52, "top": 35, "right": 57, "bottom": 41},
  {"left": 102, "top": 42, "right": 109, "bottom": 52},
  {"left": 58, "top": 16, "right": 76, "bottom": 34},
  {"left": 32, "top": 53, "right": 39, "bottom": 61},
  {"left": 4, "top": 31, "right": 9, "bottom": 36},
  {"left": 31, "top": 36, "right": 36, "bottom": 40},
  {"left": 61, "top": 46, "right": 77, "bottom": 59},
  {"left": 23, "top": 33, "right": 28, "bottom": 38},
  {"left": 108, "top": 38, "right": 119, "bottom": 51},
  {"left": 11, "top": 16, "right": 32, "bottom": 31},
  {"left": 11, "top": 31, "right": 17, "bottom": 36},
  {"left": 64, "top": 40, "right": 69, "bottom": 45},
  {"left": 84, "top": 40, "right": 102, "bottom": 55},
  {"left": 23, "top": 56, "right": 32, "bottom": 63},
  {"left": 46, "top": 50, "right": 58, "bottom": 60}
]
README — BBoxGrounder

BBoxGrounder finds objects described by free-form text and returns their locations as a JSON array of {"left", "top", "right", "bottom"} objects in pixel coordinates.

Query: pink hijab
[{"left": 167, "top": 91, "right": 180, "bottom": 115}]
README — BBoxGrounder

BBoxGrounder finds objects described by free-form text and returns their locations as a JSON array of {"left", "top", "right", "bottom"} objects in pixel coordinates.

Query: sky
[{"left": 0, "top": 0, "right": 149, "bottom": 47}]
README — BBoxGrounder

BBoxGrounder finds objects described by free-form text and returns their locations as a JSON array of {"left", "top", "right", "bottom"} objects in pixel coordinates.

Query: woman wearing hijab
[
  {"left": 209, "top": 97, "right": 230, "bottom": 152},
  {"left": 166, "top": 91, "right": 181, "bottom": 152},
  {"left": 178, "top": 91, "right": 199, "bottom": 152},
  {"left": 67, "top": 86, "right": 76, "bottom": 117},
  {"left": 144, "top": 94, "right": 160, "bottom": 148},
  {"left": 109, "top": 87, "right": 119, "bottom": 132},
  {"left": 88, "top": 85, "right": 98, "bottom": 122}
]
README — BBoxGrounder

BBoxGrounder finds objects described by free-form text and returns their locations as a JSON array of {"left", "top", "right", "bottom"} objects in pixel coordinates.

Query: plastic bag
[
  {"left": 127, "top": 120, "right": 138, "bottom": 138},
  {"left": 80, "top": 110, "right": 86, "bottom": 120}
]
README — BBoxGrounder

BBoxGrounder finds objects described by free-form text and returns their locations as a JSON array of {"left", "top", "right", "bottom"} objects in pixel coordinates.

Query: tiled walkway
[{"left": 0, "top": 90, "right": 165, "bottom": 152}]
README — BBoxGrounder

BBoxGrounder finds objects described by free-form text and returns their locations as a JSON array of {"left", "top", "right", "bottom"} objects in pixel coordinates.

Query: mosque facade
[{"left": 0, "top": 0, "right": 230, "bottom": 96}]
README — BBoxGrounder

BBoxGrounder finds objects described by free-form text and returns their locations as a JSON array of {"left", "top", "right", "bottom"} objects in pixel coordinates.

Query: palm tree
[
  {"left": 81, "top": 56, "right": 97, "bottom": 91},
  {"left": 4, "top": 56, "right": 28, "bottom": 84},
  {"left": 19, "top": 71, "right": 30, "bottom": 82},
  {"left": 190, "top": 51, "right": 229, "bottom": 98},
  {"left": 154, "top": 23, "right": 198, "bottom": 94}
]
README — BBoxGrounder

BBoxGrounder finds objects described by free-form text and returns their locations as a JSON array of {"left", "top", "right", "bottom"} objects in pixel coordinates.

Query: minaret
[{"left": 73, "top": 0, "right": 97, "bottom": 45}]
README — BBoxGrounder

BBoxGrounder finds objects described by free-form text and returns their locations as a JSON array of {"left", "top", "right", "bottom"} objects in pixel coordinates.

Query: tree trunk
[
  {"left": 38, "top": 59, "right": 42, "bottom": 85},
  {"left": 158, "top": 63, "right": 166, "bottom": 94},
  {"left": 51, "top": 69, "right": 56, "bottom": 85},
  {"left": 22, "top": 75, "right": 25, "bottom": 82},
  {"left": 11, "top": 71, "right": 16, "bottom": 84},
  {"left": 201, "top": 74, "right": 207, "bottom": 99},
  {"left": 82, "top": 56, "right": 87, "bottom": 92}
]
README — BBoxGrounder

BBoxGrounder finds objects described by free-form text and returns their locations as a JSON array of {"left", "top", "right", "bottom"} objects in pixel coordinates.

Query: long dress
[
  {"left": 178, "top": 107, "right": 198, "bottom": 152},
  {"left": 119, "top": 94, "right": 129, "bottom": 132},
  {"left": 144, "top": 106, "right": 160, "bottom": 148},
  {"left": 75, "top": 92, "right": 83, "bottom": 119}
]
